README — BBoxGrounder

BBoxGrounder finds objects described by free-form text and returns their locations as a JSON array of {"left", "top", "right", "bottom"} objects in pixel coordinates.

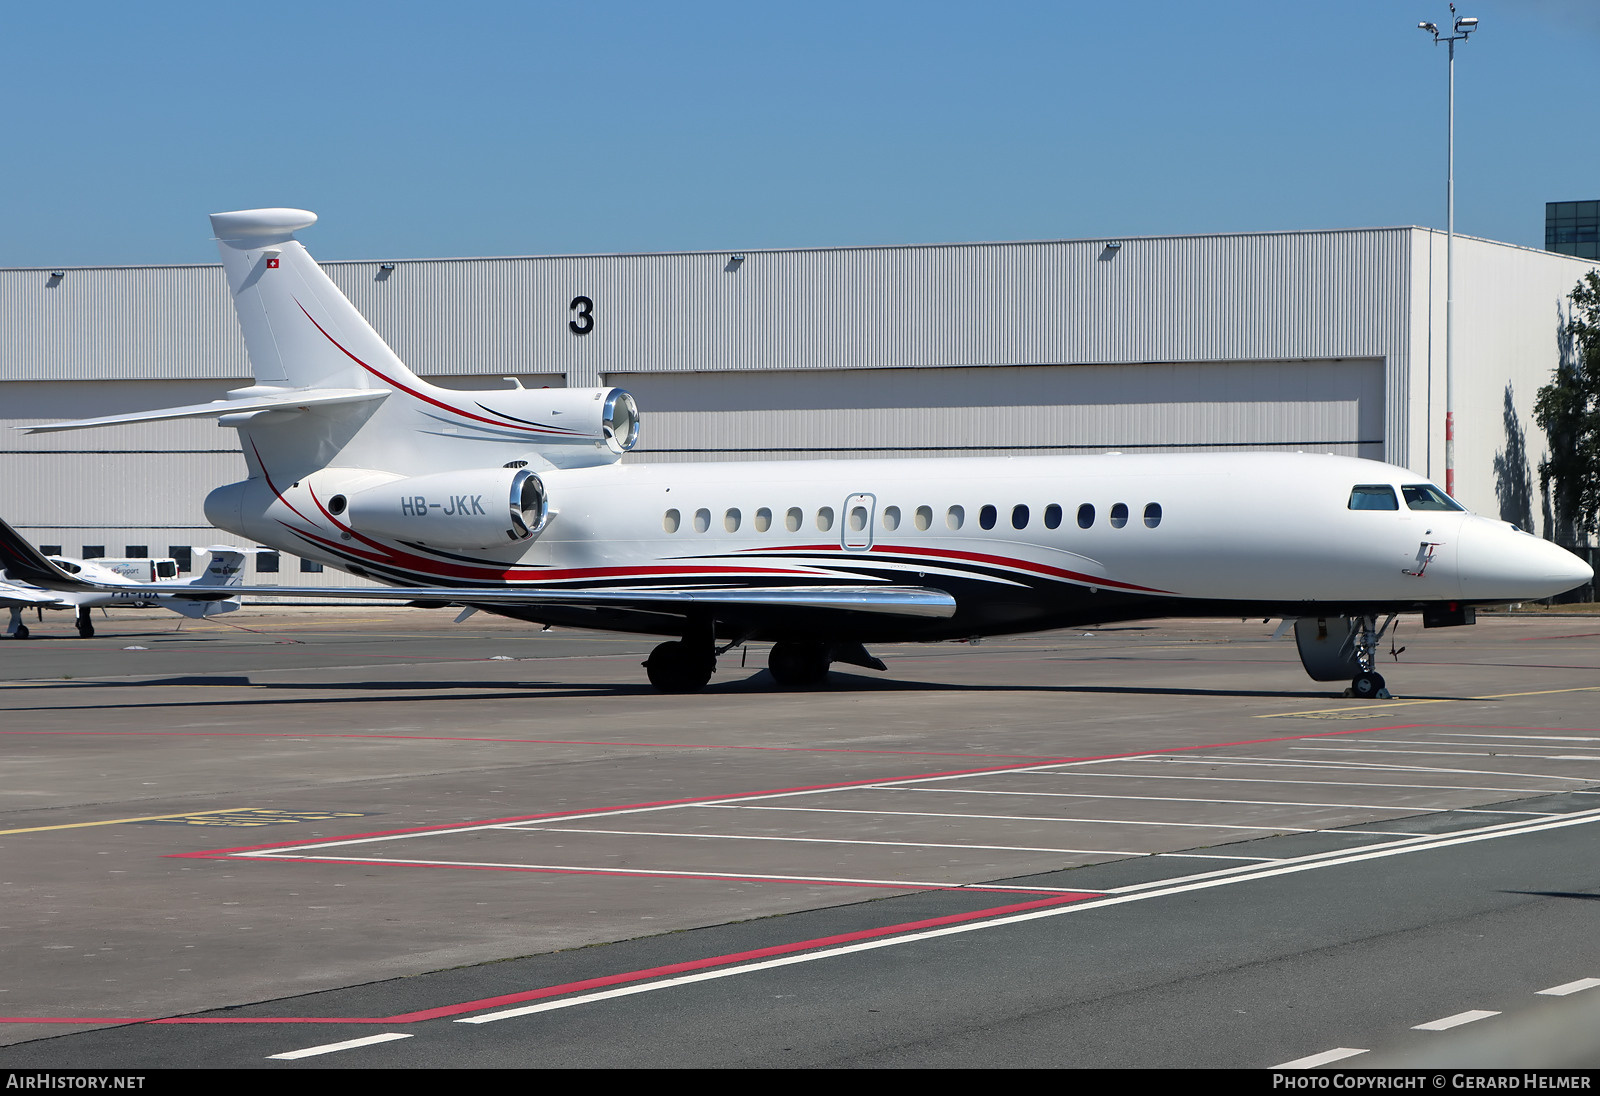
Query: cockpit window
[
  {"left": 1402, "top": 484, "right": 1465, "bottom": 512},
  {"left": 1348, "top": 485, "right": 1399, "bottom": 511}
]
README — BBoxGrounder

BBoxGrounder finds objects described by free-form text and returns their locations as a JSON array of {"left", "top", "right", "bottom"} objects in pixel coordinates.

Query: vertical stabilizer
[{"left": 210, "top": 208, "right": 419, "bottom": 391}]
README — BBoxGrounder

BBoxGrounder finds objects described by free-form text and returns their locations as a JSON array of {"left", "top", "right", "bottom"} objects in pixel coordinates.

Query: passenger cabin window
[
  {"left": 1077, "top": 504, "right": 1095, "bottom": 529},
  {"left": 755, "top": 507, "right": 772, "bottom": 532},
  {"left": 1348, "top": 485, "right": 1399, "bottom": 511},
  {"left": 785, "top": 507, "right": 803, "bottom": 532},
  {"left": 1012, "top": 504, "right": 1029, "bottom": 530},
  {"left": 816, "top": 507, "right": 834, "bottom": 532},
  {"left": 664, "top": 508, "right": 681, "bottom": 533},
  {"left": 1402, "top": 484, "right": 1465, "bottom": 512},
  {"left": 979, "top": 504, "right": 997, "bottom": 530},
  {"left": 1043, "top": 505, "right": 1062, "bottom": 530},
  {"left": 947, "top": 505, "right": 965, "bottom": 530},
  {"left": 914, "top": 505, "right": 932, "bottom": 531},
  {"left": 1144, "top": 502, "right": 1162, "bottom": 528},
  {"left": 1109, "top": 503, "right": 1129, "bottom": 529},
  {"left": 882, "top": 506, "right": 901, "bottom": 531}
]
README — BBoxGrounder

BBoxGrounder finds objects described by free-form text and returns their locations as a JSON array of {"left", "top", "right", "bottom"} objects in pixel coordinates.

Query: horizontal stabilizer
[
  {"left": 21, "top": 388, "right": 388, "bottom": 434},
  {"left": 0, "top": 581, "right": 65, "bottom": 607}
]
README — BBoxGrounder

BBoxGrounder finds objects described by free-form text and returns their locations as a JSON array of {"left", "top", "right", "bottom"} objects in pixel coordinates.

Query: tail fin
[
  {"left": 166, "top": 546, "right": 248, "bottom": 619},
  {"left": 0, "top": 517, "right": 92, "bottom": 592},
  {"left": 211, "top": 209, "right": 421, "bottom": 391}
]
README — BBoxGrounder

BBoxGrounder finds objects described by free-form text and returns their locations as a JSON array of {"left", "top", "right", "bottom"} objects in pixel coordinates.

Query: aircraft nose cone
[{"left": 1456, "top": 519, "right": 1592, "bottom": 600}]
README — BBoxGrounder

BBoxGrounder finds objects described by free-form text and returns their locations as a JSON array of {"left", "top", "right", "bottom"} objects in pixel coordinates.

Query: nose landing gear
[{"left": 1345, "top": 614, "right": 1394, "bottom": 700}]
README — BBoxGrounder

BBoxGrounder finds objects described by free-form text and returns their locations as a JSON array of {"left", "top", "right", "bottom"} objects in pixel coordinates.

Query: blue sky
[{"left": 3, "top": 0, "right": 1596, "bottom": 267}]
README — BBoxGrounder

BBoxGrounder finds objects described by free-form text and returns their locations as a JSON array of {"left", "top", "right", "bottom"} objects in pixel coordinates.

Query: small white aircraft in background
[
  {"left": 3, "top": 208, "right": 1591, "bottom": 693},
  {"left": 2, "top": 546, "right": 249, "bottom": 638}
]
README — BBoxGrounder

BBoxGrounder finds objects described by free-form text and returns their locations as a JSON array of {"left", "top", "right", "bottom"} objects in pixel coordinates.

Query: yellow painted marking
[
  {"left": 1260, "top": 685, "right": 1600, "bottom": 720},
  {"left": 0, "top": 807, "right": 250, "bottom": 836}
]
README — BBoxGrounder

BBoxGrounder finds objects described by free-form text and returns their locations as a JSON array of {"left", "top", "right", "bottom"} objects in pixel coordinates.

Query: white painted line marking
[
  {"left": 1299, "top": 746, "right": 1600, "bottom": 764},
  {"left": 1274, "top": 1047, "right": 1370, "bottom": 1069},
  {"left": 266, "top": 1032, "right": 412, "bottom": 1060},
  {"left": 250, "top": 853, "right": 1031, "bottom": 891},
  {"left": 1035, "top": 770, "right": 1551, "bottom": 794},
  {"left": 1178, "top": 754, "right": 1596, "bottom": 784},
  {"left": 713, "top": 803, "right": 1317, "bottom": 833},
  {"left": 457, "top": 808, "right": 1600, "bottom": 1025},
  {"left": 1538, "top": 977, "right": 1600, "bottom": 996},
  {"left": 1413, "top": 1009, "right": 1499, "bottom": 1031},
  {"left": 890, "top": 785, "right": 1497, "bottom": 813},
  {"left": 1431, "top": 734, "right": 1600, "bottom": 743},
  {"left": 524, "top": 825, "right": 1142, "bottom": 857}
]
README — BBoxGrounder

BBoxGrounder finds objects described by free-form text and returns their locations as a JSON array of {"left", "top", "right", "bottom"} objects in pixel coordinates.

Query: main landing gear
[
  {"left": 642, "top": 628, "right": 888, "bottom": 694},
  {"left": 767, "top": 640, "right": 887, "bottom": 689},
  {"left": 75, "top": 607, "right": 96, "bottom": 639},
  {"left": 643, "top": 639, "right": 716, "bottom": 693},
  {"left": 6, "top": 606, "right": 27, "bottom": 640}
]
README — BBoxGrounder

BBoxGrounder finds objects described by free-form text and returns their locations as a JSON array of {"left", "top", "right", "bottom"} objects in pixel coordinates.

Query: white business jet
[
  {"left": 3, "top": 208, "right": 1589, "bottom": 693},
  {"left": 2, "top": 546, "right": 250, "bottom": 638}
]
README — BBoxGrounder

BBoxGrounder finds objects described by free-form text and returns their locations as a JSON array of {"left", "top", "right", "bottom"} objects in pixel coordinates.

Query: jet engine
[
  {"left": 338, "top": 466, "right": 549, "bottom": 549},
  {"left": 467, "top": 386, "right": 639, "bottom": 464}
]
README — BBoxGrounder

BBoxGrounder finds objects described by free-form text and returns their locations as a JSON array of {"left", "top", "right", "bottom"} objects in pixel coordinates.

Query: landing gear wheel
[
  {"left": 768, "top": 641, "right": 831, "bottom": 688},
  {"left": 644, "top": 640, "right": 714, "bottom": 693},
  {"left": 13, "top": 625, "right": 28, "bottom": 640},
  {"left": 76, "top": 614, "right": 95, "bottom": 639},
  {"left": 1350, "top": 671, "right": 1387, "bottom": 699}
]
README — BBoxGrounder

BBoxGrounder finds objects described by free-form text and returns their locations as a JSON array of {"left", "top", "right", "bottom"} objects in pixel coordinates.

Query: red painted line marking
[
  {"left": 169, "top": 724, "right": 1418, "bottom": 860},
  {"left": 0, "top": 891, "right": 1094, "bottom": 1026}
]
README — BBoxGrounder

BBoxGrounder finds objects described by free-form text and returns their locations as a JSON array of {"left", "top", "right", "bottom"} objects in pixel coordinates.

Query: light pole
[{"left": 1419, "top": 6, "right": 1479, "bottom": 500}]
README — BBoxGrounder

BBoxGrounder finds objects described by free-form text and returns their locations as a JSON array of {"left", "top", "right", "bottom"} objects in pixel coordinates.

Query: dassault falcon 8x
[{"left": 2, "top": 208, "right": 1589, "bottom": 694}]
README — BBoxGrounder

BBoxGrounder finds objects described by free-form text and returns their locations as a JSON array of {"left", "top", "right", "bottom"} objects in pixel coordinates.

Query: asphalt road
[{"left": 1, "top": 606, "right": 1598, "bottom": 1069}]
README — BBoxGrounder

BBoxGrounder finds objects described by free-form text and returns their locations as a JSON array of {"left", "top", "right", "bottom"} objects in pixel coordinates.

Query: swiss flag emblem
[{"left": 266, "top": 257, "right": 280, "bottom": 269}]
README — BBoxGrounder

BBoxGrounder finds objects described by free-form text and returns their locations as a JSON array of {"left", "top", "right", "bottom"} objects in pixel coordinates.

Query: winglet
[{"left": 0, "top": 518, "right": 94, "bottom": 591}]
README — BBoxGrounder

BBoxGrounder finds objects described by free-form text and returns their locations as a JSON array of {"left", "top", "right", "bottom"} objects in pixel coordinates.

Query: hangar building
[{"left": 0, "top": 225, "right": 1595, "bottom": 585}]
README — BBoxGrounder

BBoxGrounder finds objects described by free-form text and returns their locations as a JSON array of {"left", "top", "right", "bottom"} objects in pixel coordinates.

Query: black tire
[
  {"left": 768, "top": 641, "right": 831, "bottom": 688},
  {"left": 76, "top": 617, "right": 95, "bottom": 639},
  {"left": 1351, "top": 671, "right": 1386, "bottom": 699},
  {"left": 13, "top": 624, "right": 28, "bottom": 640},
  {"left": 644, "top": 640, "right": 714, "bottom": 693}
]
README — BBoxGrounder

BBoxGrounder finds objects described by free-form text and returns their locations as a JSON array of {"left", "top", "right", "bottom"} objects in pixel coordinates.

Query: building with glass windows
[{"left": 1546, "top": 201, "right": 1599, "bottom": 260}]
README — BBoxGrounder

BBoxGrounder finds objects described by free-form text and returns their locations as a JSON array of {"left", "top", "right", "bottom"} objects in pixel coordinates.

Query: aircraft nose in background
[{"left": 1456, "top": 519, "right": 1593, "bottom": 600}]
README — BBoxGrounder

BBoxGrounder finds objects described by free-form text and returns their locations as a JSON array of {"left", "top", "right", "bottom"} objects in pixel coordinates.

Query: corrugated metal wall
[
  {"left": 5, "top": 228, "right": 1414, "bottom": 386},
  {"left": 611, "top": 360, "right": 1385, "bottom": 463}
]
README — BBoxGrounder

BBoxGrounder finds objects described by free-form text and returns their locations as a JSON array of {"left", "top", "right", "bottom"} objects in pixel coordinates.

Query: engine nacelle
[
  {"left": 340, "top": 467, "right": 549, "bottom": 549},
  {"left": 468, "top": 386, "right": 639, "bottom": 461}
]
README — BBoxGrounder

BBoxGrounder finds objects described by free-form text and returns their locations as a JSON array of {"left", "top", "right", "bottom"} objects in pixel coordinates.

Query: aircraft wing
[
  {"left": 0, "top": 518, "right": 954, "bottom": 620},
  {"left": 0, "top": 579, "right": 63, "bottom": 607},
  {"left": 195, "top": 582, "right": 955, "bottom": 617}
]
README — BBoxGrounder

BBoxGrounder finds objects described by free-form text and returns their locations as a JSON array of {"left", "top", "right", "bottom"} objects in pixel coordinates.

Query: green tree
[{"left": 1535, "top": 271, "right": 1600, "bottom": 547}]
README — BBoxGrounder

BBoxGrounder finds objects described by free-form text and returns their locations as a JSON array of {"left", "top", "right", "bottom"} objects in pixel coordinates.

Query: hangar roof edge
[{"left": 2, "top": 226, "right": 1593, "bottom": 274}]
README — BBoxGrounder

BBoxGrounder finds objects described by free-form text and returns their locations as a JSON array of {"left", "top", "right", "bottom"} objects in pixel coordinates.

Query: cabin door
[{"left": 842, "top": 493, "right": 876, "bottom": 551}]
